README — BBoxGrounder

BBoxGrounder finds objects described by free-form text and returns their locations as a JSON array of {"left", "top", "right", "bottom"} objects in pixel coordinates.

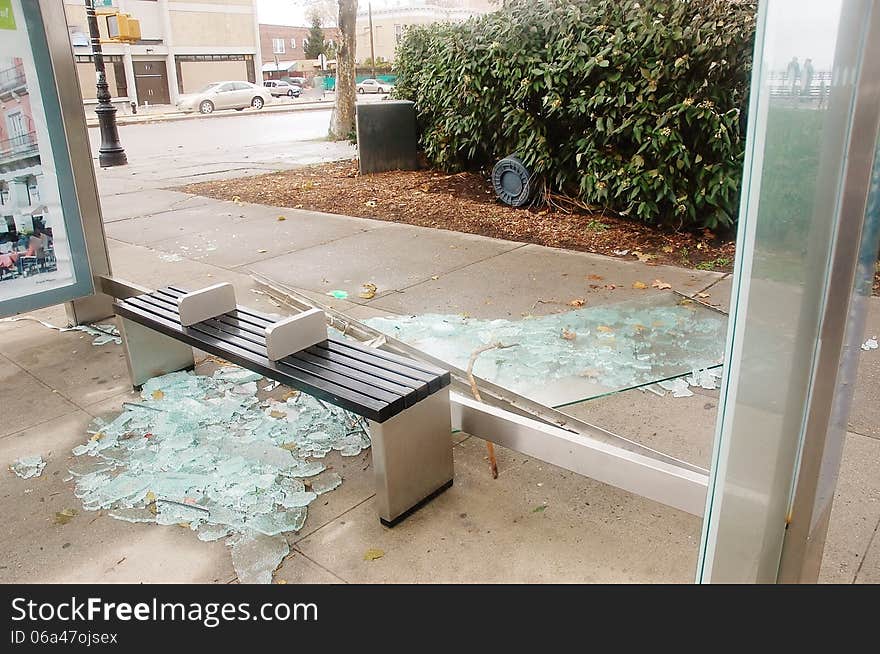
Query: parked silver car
[
  {"left": 264, "top": 79, "right": 302, "bottom": 98},
  {"left": 356, "top": 78, "right": 394, "bottom": 94},
  {"left": 176, "top": 81, "right": 272, "bottom": 114}
]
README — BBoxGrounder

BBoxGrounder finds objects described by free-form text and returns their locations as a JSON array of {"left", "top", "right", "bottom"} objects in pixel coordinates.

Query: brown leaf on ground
[
  {"left": 597, "top": 325, "right": 614, "bottom": 333},
  {"left": 568, "top": 298, "right": 586, "bottom": 307},
  {"left": 358, "top": 282, "right": 378, "bottom": 300},
  {"left": 587, "top": 274, "right": 604, "bottom": 281},
  {"left": 632, "top": 281, "right": 648, "bottom": 290},
  {"left": 561, "top": 328, "right": 577, "bottom": 341},
  {"left": 652, "top": 279, "right": 672, "bottom": 290},
  {"left": 363, "top": 548, "right": 385, "bottom": 561},
  {"left": 151, "top": 390, "right": 164, "bottom": 400},
  {"left": 54, "top": 508, "right": 78, "bottom": 525},
  {"left": 697, "top": 292, "right": 711, "bottom": 299}
]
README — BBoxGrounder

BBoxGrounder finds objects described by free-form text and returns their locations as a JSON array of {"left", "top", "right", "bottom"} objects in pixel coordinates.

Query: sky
[{"left": 257, "top": 0, "right": 405, "bottom": 27}]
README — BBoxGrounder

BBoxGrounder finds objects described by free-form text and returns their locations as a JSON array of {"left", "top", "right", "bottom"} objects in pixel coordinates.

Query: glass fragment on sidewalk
[
  {"left": 69, "top": 366, "right": 369, "bottom": 583},
  {"left": 9, "top": 455, "right": 46, "bottom": 479}
]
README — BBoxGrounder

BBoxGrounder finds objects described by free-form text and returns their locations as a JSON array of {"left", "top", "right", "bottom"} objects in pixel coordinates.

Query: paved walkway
[{"left": 1, "top": 181, "right": 878, "bottom": 583}]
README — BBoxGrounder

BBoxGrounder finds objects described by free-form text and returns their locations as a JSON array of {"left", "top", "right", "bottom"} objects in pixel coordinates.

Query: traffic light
[{"left": 105, "top": 13, "right": 141, "bottom": 43}]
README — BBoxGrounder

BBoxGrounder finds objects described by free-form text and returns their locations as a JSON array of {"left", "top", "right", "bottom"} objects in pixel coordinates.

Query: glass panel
[
  {"left": 698, "top": 0, "right": 876, "bottom": 582},
  {"left": 364, "top": 291, "right": 727, "bottom": 408},
  {"left": 0, "top": 0, "right": 93, "bottom": 313}
]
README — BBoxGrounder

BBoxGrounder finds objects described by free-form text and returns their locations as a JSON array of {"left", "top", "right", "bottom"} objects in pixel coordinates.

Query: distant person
[
  {"left": 786, "top": 56, "right": 800, "bottom": 95},
  {"left": 802, "top": 58, "right": 814, "bottom": 97}
]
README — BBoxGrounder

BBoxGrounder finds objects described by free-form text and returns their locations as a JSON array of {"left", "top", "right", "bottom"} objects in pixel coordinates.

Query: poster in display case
[{"left": 0, "top": 0, "right": 94, "bottom": 316}]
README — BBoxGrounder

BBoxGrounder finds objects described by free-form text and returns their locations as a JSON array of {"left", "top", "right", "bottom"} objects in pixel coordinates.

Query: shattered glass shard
[
  {"left": 229, "top": 531, "right": 290, "bottom": 584},
  {"left": 10, "top": 455, "right": 47, "bottom": 479},
  {"left": 310, "top": 471, "right": 343, "bottom": 495}
]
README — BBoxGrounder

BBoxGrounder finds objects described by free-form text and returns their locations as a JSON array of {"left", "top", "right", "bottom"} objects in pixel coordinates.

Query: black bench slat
[
  {"left": 163, "top": 286, "right": 449, "bottom": 387},
  {"left": 116, "top": 298, "right": 398, "bottom": 421},
  {"left": 116, "top": 288, "right": 450, "bottom": 422},
  {"left": 320, "top": 338, "right": 450, "bottom": 389},
  {"left": 125, "top": 295, "right": 413, "bottom": 407},
  {"left": 151, "top": 292, "right": 431, "bottom": 399}
]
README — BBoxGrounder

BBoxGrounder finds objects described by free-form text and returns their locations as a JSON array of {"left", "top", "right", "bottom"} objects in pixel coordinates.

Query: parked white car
[
  {"left": 264, "top": 79, "right": 302, "bottom": 98},
  {"left": 356, "top": 78, "right": 394, "bottom": 94},
  {"left": 176, "top": 81, "right": 272, "bottom": 114}
]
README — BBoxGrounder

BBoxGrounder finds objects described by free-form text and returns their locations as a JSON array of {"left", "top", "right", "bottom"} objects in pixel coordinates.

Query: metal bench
[{"left": 114, "top": 284, "right": 454, "bottom": 526}]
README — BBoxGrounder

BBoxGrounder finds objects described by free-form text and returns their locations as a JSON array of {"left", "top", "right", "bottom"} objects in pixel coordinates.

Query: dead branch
[{"left": 466, "top": 342, "right": 518, "bottom": 479}]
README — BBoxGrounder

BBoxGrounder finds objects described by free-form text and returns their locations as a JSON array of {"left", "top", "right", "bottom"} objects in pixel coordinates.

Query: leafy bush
[{"left": 393, "top": 0, "right": 757, "bottom": 228}]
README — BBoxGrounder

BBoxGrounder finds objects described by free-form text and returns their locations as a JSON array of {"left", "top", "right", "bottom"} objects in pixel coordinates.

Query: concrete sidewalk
[{"left": 1, "top": 186, "right": 878, "bottom": 583}]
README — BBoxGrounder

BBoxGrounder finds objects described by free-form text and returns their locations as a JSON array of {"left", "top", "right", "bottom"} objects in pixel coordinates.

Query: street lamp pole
[
  {"left": 85, "top": 0, "right": 127, "bottom": 167},
  {"left": 368, "top": 3, "right": 376, "bottom": 79}
]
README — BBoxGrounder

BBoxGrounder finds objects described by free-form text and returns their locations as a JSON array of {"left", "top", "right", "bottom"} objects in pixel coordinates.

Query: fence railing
[
  {"left": 0, "top": 131, "right": 39, "bottom": 162},
  {"left": 0, "top": 61, "right": 26, "bottom": 95}
]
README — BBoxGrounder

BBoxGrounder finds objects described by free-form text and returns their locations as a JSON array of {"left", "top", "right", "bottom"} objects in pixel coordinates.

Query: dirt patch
[
  {"left": 180, "top": 160, "right": 880, "bottom": 294},
  {"left": 179, "top": 160, "right": 735, "bottom": 271}
]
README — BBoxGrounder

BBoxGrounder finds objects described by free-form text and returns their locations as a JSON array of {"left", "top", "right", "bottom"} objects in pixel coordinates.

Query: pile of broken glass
[{"left": 69, "top": 366, "right": 369, "bottom": 583}]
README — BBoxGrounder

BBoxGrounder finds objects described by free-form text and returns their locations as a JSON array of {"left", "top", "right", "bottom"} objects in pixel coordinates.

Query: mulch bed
[{"left": 179, "top": 160, "right": 880, "bottom": 294}]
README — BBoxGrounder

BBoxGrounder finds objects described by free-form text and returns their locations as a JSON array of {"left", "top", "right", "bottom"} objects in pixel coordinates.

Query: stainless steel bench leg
[
  {"left": 369, "top": 388, "right": 455, "bottom": 526},
  {"left": 118, "top": 317, "right": 195, "bottom": 388}
]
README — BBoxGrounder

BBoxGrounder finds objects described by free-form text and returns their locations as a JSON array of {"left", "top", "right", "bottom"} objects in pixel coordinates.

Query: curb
[{"left": 85, "top": 99, "right": 335, "bottom": 128}]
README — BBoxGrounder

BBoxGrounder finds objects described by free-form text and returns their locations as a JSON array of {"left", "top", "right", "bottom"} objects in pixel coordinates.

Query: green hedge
[{"left": 393, "top": 0, "right": 757, "bottom": 228}]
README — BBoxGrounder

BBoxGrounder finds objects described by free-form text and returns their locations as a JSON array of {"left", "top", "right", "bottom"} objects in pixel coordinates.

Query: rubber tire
[
  {"left": 287, "top": 89, "right": 294, "bottom": 97},
  {"left": 199, "top": 100, "right": 214, "bottom": 115},
  {"left": 358, "top": 87, "right": 365, "bottom": 94},
  {"left": 251, "top": 97, "right": 264, "bottom": 109}
]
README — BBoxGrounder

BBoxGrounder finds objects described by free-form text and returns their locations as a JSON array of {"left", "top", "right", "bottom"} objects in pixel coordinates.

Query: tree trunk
[{"left": 330, "top": 0, "right": 357, "bottom": 140}]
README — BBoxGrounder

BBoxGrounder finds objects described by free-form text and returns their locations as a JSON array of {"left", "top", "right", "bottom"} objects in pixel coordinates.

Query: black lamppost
[{"left": 85, "top": 0, "right": 127, "bottom": 167}]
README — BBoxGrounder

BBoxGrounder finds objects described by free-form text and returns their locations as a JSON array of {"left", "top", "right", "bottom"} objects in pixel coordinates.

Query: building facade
[
  {"left": 63, "top": 0, "right": 262, "bottom": 107},
  {"left": 259, "top": 23, "right": 340, "bottom": 79},
  {"left": 0, "top": 57, "right": 44, "bottom": 254},
  {"left": 356, "top": 1, "right": 490, "bottom": 63}
]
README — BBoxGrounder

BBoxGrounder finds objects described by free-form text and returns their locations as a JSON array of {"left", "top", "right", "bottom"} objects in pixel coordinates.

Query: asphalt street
[{"left": 88, "top": 107, "right": 334, "bottom": 163}]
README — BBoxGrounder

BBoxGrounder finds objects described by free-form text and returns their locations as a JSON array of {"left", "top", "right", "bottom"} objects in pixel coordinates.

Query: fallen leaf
[
  {"left": 145, "top": 491, "right": 158, "bottom": 515},
  {"left": 533, "top": 505, "right": 547, "bottom": 513},
  {"left": 277, "top": 216, "right": 286, "bottom": 221},
  {"left": 561, "top": 328, "right": 577, "bottom": 341},
  {"left": 276, "top": 580, "right": 288, "bottom": 584},
  {"left": 633, "top": 251, "right": 655, "bottom": 263},
  {"left": 632, "top": 324, "right": 647, "bottom": 333},
  {"left": 89, "top": 431, "right": 105, "bottom": 442},
  {"left": 604, "top": 284, "right": 617, "bottom": 290},
  {"left": 632, "top": 281, "right": 649, "bottom": 290},
  {"left": 652, "top": 279, "right": 672, "bottom": 290},
  {"left": 597, "top": 325, "right": 614, "bottom": 333},
  {"left": 257, "top": 248, "right": 268, "bottom": 253},
  {"left": 568, "top": 298, "right": 585, "bottom": 307},
  {"left": 363, "top": 548, "right": 385, "bottom": 561},
  {"left": 430, "top": 275, "right": 439, "bottom": 280},
  {"left": 279, "top": 442, "right": 298, "bottom": 451},
  {"left": 587, "top": 274, "right": 604, "bottom": 281},
  {"left": 151, "top": 390, "right": 164, "bottom": 400},
  {"left": 54, "top": 508, "right": 78, "bottom": 525},
  {"left": 269, "top": 410, "right": 287, "bottom": 419},
  {"left": 358, "top": 282, "right": 378, "bottom": 300},
  {"left": 232, "top": 195, "right": 241, "bottom": 204},
  {"left": 662, "top": 246, "right": 674, "bottom": 253},
  {"left": 696, "top": 292, "right": 711, "bottom": 299}
]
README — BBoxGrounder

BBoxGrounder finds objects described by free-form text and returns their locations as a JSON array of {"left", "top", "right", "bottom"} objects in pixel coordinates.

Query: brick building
[{"left": 259, "top": 23, "right": 340, "bottom": 80}]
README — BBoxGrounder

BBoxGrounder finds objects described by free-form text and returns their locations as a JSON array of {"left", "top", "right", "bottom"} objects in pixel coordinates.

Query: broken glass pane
[{"left": 364, "top": 291, "right": 727, "bottom": 407}]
